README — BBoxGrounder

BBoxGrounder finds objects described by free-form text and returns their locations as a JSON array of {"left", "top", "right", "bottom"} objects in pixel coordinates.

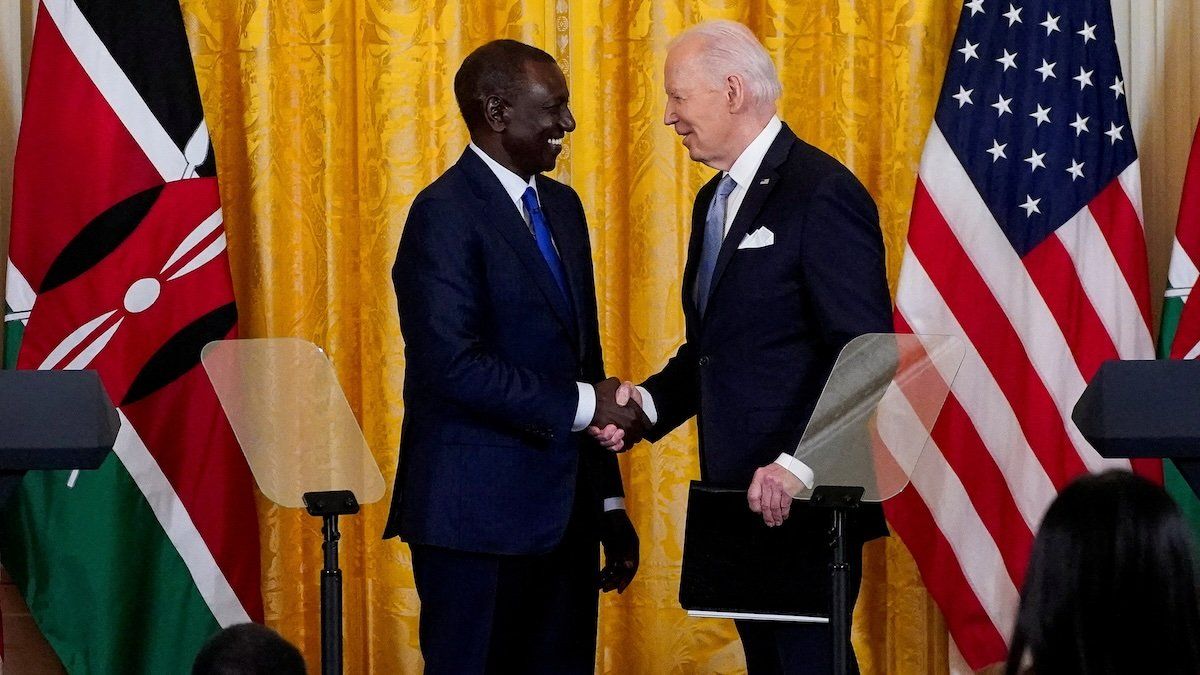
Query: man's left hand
[
  {"left": 598, "top": 509, "right": 639, "bottom": 593},
  {"left": 748, "top": 463, "right": 803, "bottom": 527}
]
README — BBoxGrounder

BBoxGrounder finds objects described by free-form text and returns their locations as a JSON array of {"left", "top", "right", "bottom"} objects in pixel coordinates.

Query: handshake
[{"left": 585, "top": 377, "right": 651, "bottom": 453}]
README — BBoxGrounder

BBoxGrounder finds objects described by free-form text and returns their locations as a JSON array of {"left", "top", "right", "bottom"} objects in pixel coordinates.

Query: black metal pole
[
  {"left": 831, "top": 507, "right": 849, "bottom": 675},
  {"left": 321, "top": 513, "right": 343, "bottom": 675}
]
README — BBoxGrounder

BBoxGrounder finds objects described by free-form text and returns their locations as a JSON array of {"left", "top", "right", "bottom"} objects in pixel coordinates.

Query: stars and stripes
[{"left": 888, "top": 0, "right": 1159, "bottom": 668}]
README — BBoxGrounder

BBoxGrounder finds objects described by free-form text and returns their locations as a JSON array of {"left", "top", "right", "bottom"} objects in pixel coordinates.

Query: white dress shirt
[{"left": 634, "top": 118, "right": 814, "bottom": 488}]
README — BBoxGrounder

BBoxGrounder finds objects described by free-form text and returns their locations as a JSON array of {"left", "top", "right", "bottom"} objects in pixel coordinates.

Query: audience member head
[
  {"left": 192, "top": 622, "right": 306, "bottom": 675},
  {"left": 453, "top": 39, "right": 573, "bottom": 180},
  {"left": 1006, "top": 470, "right": 1200, "bottom": 675}
]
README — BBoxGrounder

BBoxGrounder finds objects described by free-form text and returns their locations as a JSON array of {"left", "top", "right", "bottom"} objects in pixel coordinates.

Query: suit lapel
[
  {"left": 458, "top": 150, "right": 577, "bottom": 337},
  {"left": 704, "top": 125, "right": 796, "bottom": 316},
  {"left": 541, "top": 188, "right": 586, "bottom": 346}
]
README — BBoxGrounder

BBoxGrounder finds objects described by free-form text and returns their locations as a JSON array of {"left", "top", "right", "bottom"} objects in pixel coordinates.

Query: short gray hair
[{"left": 670, "top": 20, "right": 782, "bottom": 107}]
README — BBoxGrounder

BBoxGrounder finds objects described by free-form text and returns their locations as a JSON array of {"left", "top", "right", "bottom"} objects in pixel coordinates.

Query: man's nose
[
  {"left": 663, "top": 102, "right": 676, "bottom": 126},
  {"left": 561, "top": 106, "right": 576, "bottom": 133}
]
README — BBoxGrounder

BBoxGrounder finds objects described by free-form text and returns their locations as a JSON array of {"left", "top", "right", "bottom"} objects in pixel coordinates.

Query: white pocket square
[{"left": 738, "top": 227, "right": 775, "bottom": 250}]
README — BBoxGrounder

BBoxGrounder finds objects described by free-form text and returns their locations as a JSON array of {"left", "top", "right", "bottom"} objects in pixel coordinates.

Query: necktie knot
[
  {"left": 521, "top": 186, "right": 541, "bottom": 216},
  {"left": 717, "top": 174, "right": 737, "bottom": 199}
]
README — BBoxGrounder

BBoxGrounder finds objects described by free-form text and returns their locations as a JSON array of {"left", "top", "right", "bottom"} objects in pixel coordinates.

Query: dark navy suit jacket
[
  {"left": 384, "top": 148, "right": 622, "bottom": 555},
  {"left": 643, "top": 123, "right": 892, "bottom": 539}
]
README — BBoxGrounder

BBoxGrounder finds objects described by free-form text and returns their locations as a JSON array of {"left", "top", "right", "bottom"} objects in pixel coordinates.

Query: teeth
[{"left": 548, "top": 138, "right": 563, "bottom": 146}]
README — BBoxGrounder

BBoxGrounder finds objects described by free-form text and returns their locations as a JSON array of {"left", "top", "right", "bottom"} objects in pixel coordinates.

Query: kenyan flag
[
  {"left": 3, "top": 1, "right": 262, "bottom": 672},
  {"left": 1158, "top": 119, "right": 1200, "bottom": 541}
]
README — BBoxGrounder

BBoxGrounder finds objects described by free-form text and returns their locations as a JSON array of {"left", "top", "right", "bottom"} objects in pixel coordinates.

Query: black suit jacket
[
  {"left": 384, "top": 148, "right": 622, "bottom": 555},
  {"left": 643, "top": 123, "right": 892, "bottom": 539}
]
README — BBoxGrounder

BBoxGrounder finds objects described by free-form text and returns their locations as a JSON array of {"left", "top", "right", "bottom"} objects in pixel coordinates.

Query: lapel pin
[{"left": 759, "top": 178, "right": 770, "bottom": 185}]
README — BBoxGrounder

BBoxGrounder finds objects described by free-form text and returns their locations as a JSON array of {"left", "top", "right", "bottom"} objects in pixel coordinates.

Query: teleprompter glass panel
[
  {"left": 789, "top": 333, "right": 964, "bottom": 502},
  {"left": 201, "top": 338, "right": 384, "bottom": 508}
]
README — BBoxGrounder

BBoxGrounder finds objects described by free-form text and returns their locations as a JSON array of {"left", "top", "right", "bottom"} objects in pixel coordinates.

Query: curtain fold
[{"left": 180, "top": 1, "right": 956, "bottom": 672}]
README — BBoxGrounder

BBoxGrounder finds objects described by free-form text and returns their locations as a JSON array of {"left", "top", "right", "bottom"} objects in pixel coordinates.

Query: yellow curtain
[{"left": 180, "top": 2, "right": 960, "bottom": 672}]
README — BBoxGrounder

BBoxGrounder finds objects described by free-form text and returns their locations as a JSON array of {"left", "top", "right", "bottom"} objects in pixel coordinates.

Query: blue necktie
[
  {"left": 694, "top": 174, "right": 737, "bottom": 316},
  {"left": 521, "top": 187, "right": 573, "bottom": 309}
]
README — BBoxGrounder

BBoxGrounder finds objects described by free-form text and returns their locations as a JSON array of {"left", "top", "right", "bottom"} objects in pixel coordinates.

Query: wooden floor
[{"left": 1, "top": 568, "right": 64, "bottom": 674}]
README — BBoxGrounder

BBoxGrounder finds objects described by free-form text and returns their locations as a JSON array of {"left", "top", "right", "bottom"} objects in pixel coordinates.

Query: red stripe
[
  {"left": 893, "top": 312, "right": 1035, "bottom": 585},
  {"left": 1171, "top": 296, "right": 1200, "bottom": 359},
  {"left": 907, "top": 182, "right": 1088, "bottom": 488},
  {"left": 8, "top": 6, "right": 162, "bottom": 289},
  {"left": 121, "top": 361, "right": 264, "bottom": 621},
  {"left": 1088, "top": 181, "right": 1152, "bottom": 330},
  {"left": 1022, "top": 234, "right": 1118, "bottom": 380},
  {"left": 1175, "top": 122, "right": 1200, "bottom": 266},
  {"left": 884, "top": 485, "right": 1010, "bottom": 669}
]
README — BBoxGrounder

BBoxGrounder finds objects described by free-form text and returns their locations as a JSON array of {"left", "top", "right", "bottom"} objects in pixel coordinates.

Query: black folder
[{"left": 679, "top": 481, "right": 830, "bottom": 622}]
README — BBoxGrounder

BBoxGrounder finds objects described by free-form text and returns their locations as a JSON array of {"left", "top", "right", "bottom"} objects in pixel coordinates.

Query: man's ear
[
  {"left": 484, "top": 94, "right": 508, "bottom": 132},
  {"left": 726, "top": 74, "right": 747, "bottom": 113}
]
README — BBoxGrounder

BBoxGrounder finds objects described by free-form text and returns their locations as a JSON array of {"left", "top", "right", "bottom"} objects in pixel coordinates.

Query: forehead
[
  {"left": 664, "top": 39, "right": 706, "bottom": 88},
  {"left": 520, "top": 60, "right": 568, "bottom": 99}
]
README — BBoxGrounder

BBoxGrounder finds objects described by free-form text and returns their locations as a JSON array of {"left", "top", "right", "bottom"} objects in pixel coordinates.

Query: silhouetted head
[
  {"left": 1007, "top": 470, "right": 1200, "bottom": 674},
  {"left": 192, "top": 623, "right": 306, "bottom": 675}
]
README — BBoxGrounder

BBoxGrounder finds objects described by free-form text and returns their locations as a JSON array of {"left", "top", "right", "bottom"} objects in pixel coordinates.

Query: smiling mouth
[{"left": 548, "top": 137, "right": 564, "bottom": 148}]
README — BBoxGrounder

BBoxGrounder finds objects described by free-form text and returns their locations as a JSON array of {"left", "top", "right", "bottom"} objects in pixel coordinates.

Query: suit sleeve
[
  {"left": 801, "top": 171, "right": 894, "bottom": 347},
  {"left": 639, "top": 337, "right": 701, "bottom": 441},
  {"left": 393, "top": 197, "right": 578, "bottom": 440},
  {"left": 567, "top": 190, "right": 626, "bottom": 502}
]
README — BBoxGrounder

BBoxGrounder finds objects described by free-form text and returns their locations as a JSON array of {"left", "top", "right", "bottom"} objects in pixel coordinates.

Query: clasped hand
[{"left": 585, "top": 378, "right": 649, "bottom": 453}]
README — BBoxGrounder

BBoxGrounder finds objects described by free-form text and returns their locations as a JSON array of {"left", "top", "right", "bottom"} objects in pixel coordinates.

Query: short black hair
[
  {"left": 1006, "top": 470, "right": 1200, "bottom": 675},
  {"left": 453, "top": 39, "right": 557, "bottom": 131},
  {"left": 192, "top": 623, "right": 306, "bottom": 675}
]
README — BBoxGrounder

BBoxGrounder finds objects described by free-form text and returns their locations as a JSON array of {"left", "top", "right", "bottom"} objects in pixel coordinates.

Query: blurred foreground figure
[
  {"left": 192, "top": 623, "right": 305, "bottom": 675},
  {"left": 1007, "top": 470, "right": 1200, "bottom": 675}
]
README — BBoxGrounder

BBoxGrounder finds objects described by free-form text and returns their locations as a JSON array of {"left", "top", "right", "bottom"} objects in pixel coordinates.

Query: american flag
[{"left": 888, "top": 0, "right": 1160, "bottom": 668}]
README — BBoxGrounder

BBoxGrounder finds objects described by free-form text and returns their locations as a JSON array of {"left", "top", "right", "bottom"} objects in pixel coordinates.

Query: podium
[
  {"left": 679, "top": 333, "right": 964, "bottom": 675},
  {"left": 201, "top": 338, "right": 384, "bottom": 675},
  {"left": 1073, "top": 358, "right": 1200, "bottom": 496},
  {"left": 0, "top": 370, "right": 120, "bottom": 507}
]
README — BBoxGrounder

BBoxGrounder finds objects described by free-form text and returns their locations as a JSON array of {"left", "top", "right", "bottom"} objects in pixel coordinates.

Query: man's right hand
[{"left": 588, "top": 378, "right": 651, "bottom": 450}]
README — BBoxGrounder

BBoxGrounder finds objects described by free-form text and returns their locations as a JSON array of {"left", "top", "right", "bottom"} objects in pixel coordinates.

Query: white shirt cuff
[
  {"left": 572, "top": 382, "right": 596, "bottom": 432},
  {"left": 636, "top": 386, "right": 658, "bottom": 425},
  {"left": 774, "top": 454, "right": 815, "bottom": 489},
  {"left": 603, "top": 497, "right": 627, "bottom": 512}
]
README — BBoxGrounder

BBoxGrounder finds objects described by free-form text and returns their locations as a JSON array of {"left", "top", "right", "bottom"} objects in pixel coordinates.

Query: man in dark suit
[
  {"left": 596, "top": 20, "right": 892, "bottom": 674},
  {"left": 385, "top": 39, "right": 647, "bottom": 674}
]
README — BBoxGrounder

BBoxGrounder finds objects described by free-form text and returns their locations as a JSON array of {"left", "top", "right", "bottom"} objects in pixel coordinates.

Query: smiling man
[
  {"left": 597, "top": 21, "right": 893, "bottom": 674},
  {"left": 385, "top": 40, "right": 644, "bottom": 673}
]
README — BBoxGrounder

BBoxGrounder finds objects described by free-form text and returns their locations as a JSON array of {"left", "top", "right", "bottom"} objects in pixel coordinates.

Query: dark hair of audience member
[
  {"left": 1006, "top": 470, "right": 1200, "bottom": 675},
  {"left": 192, "top": 622, "right": 306, "bottom": 675}
]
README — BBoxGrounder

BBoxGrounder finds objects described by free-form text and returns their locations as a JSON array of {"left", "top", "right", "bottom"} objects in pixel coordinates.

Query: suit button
[{"left": 698, "top": 356, "right": 710, "bottom": 367}]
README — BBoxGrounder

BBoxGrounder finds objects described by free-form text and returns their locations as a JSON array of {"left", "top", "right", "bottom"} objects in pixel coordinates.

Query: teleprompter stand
[
  {"left": 303, "top": 490, "right": 360, "bottom": 675},
  {"left": 811, "top": 485, "right": 865, "bottom": 675},
  {"left": 773, "top": 334, "right": 962, "bottom": 675},
  {"left": 202, "top": 339, "right": 385, "bottom": 675}
]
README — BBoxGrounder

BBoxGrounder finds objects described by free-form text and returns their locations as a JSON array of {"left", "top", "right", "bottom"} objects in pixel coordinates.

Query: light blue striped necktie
[{"left": 694, "top": 174, "right": 738, "bottom": 316}]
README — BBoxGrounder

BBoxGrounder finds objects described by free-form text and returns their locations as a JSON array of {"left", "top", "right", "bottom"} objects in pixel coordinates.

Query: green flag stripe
[
  {"left": 1, "top": 458, "right": 221, "bottom": 673},
  {"left": 1158, "top": 287, "right": 1200, "bottom": 543}
]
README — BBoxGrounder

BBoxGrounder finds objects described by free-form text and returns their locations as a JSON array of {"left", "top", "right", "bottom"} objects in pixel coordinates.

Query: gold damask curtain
[{"left": 180, "top": 2, "right": 960, "bottom": 672}]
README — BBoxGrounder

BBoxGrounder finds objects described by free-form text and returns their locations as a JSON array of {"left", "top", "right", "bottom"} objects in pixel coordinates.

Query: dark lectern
[
  {"left": 1073, "top": 359, "right": 1200, "bottom": 496},
  {"left": 0, "top": 370, "right": 120, "bottom": 506}
]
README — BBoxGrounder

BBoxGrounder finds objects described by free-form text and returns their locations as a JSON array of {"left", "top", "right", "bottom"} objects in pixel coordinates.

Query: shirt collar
[
  {"left": 726, "top": 115, "right": 783, "bottom": 188},
  {"left": 469, "top": 142, "right": 538, "bottom": 208}
]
